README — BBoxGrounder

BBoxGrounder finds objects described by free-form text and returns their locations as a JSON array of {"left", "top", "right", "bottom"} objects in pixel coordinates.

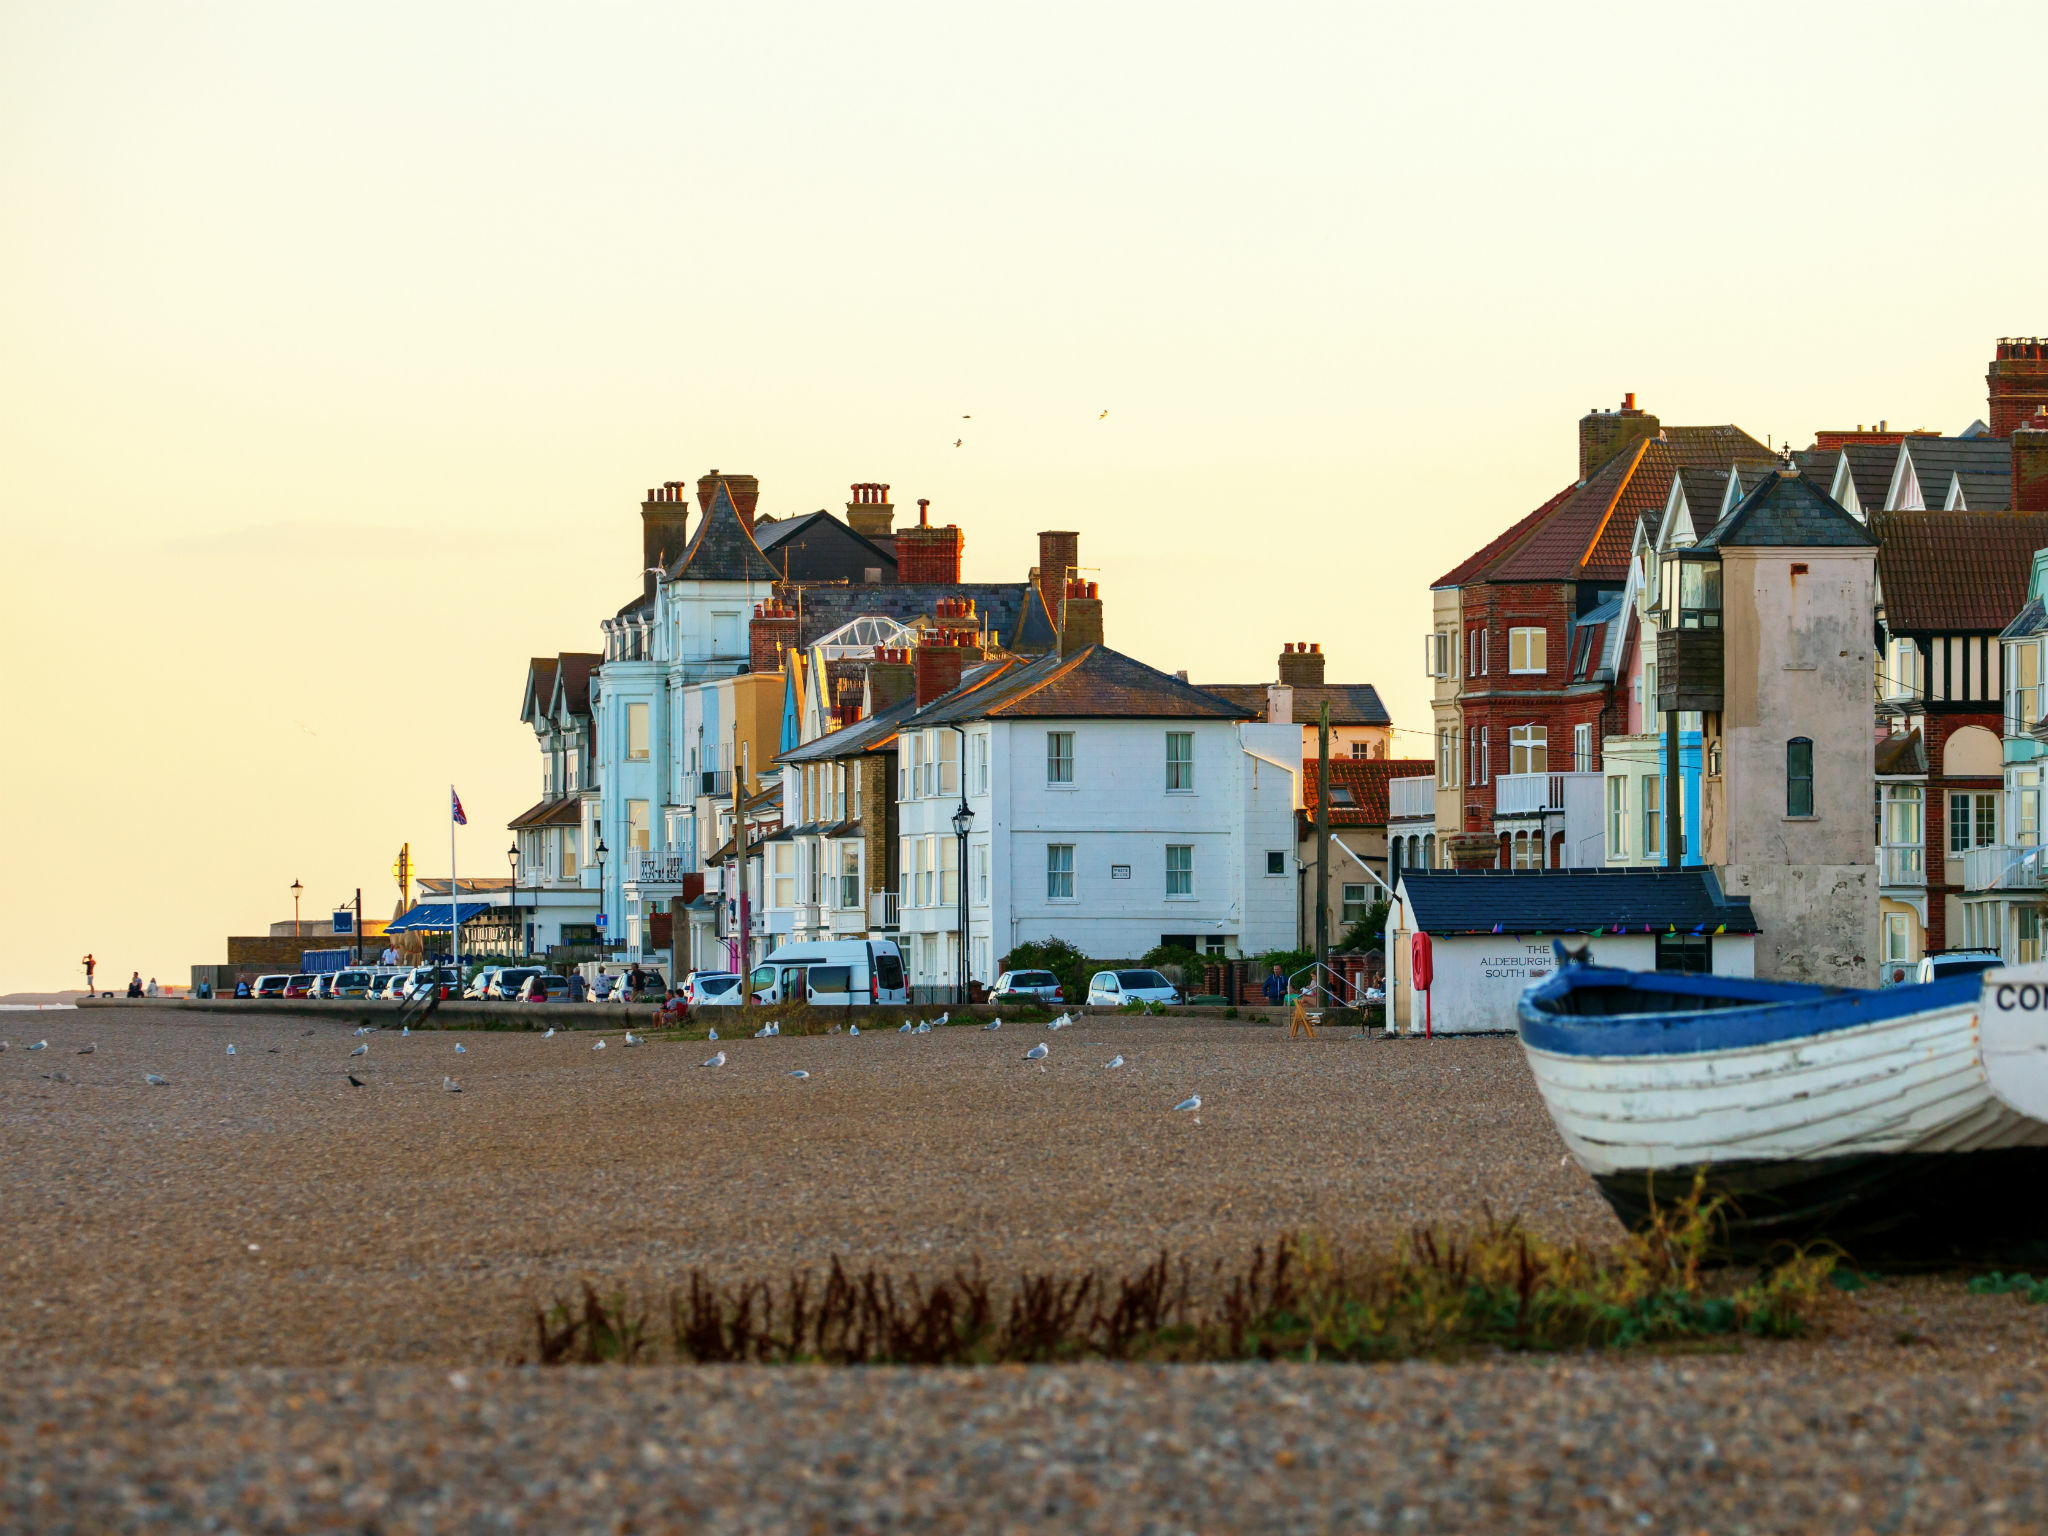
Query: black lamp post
[
  {"left": 595, "top": 837, "right": 609, "bottom": 951},
  {"left": 507, "top": 841, "right": 520, "bottom": 959},
  {"left": 951, "top": 798, "right": 973, "bottom": 1004}
]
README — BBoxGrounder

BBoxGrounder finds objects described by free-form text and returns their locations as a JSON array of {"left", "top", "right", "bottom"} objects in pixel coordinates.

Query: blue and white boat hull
[{"left": 1518, "top": 962, "right": 2048, "bottom": 1263}]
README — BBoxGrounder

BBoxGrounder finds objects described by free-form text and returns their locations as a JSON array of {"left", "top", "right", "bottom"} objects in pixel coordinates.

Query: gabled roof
[
  {"left": 1663, "top": 465, "right": 1729, "bottom": 547},
  {"left": 2003, "top": 595, "right": 2048, "bottom": 642},
  {"left": 1569, "top": 595, "right": 1623, "bottom": 682},
  {"left": 1300, "top": 758, "right": 1434, "bottom": 826},
  {"left": 1397, "top": 868, "right": 1758, "bottom": 936},
  {"left": 1690, "top": 469, "right": 1877, "bottom": 551},
  {"left": 668, "top": 480, "right": 781, "bottom": 583},
  {"left": 912, "top": 646, "right": 1257, "bottom": 724},
  {"left": 1948, "top": 471, "right": 2012, "bottom": 512},
  {"left": 1888, "top": 438, "right": 2011, "bottom": 512},
  {"left": 788, "top": 583, "right": 1045, "bottom": 652},
  {"left": 775, "top": 690, "right": 927, "bottom": 765},
  {"left": 753, "top": 510, "right": 899, "bottom": 581},
  {"left": 1196, "top": 682, "right": 1392, "bottom": 727},
  {"left": 553, "top": 653, "right": 599, "bottom": 719},
  {"left": 507, "top": 794, "right": 583, "bottom": 829},
  {"left": 1875, "top": 729, "right": 1927, "bottom": 777},
  {"left": 522, "top": 658, "right": 559, "bottom": 725},
  {"left": 1433, "top": 483, "right": 1578, "bottom": 589},
  {"left": 1873, "top": 511, "right": 2048, "bottom": 633}
]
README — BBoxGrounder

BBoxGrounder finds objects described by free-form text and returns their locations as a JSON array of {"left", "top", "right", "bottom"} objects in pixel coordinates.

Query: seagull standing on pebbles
[
  {"left": 402, "top": 1026, "right": 410, "bottom": 1037},
  {"left": 226, "top": 1044, "right": 236, "bottom": 1055},
  {"left": 76, "top": 1043, "right": 96, "bottom": 1055},
  {"left": 443, "top": 1077, "right": 462, "bottom": 1093},
  {"left": 144, "top": 1073, "right": 169, "bottom": 1087},
  {"left": 1105, "top": 1055, "right": 1124, "bottom": 1069},
  {"left": 934, "top": 1012, "right": 948, "bottom": 1027},
  {"left": 594, "top": 1038, "right": 606, "bottom": 1051},
  {"left": 788, "top": 1069, "right": 810, "bottom": 1080},
  {"left": 454, "top": 1043, "right": 466, "bottom": 1054},
  {"left": 702, "top": 1050, "right": 726, "bottom": 1068},
  {"left": 543, "top": 1027, "right": 555, "bottom": 1039},
  {"left": 914, "top": 1020, "right": 931, "bottom": 1034},
  {"left": 848, "top": 1024, "right": 859, "bottom": 1036},
  {"left": 1024, "top": 1043, "right": 1049, "bottom": 1061},
  {"left": 707, "top": 1027, "right": 717, "bottom": 1041},
  {"left": 29, "top": 1040, "right": 47, "bottom": 1051},
  {"left": 349, "top": 1044, "right": 368, "bottom": 1058},
  {"left": 899, "top": 1021, "right": 913, "bottom": 1033},
  {"left": 1174, "top": 1095, "right": 1202, "bottom": 1112},
  {"left": 983, "top": 1018, "right": 1001, "bottom": 1030}
]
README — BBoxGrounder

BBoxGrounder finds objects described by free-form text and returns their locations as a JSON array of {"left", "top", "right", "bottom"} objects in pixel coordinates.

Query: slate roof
[
  {"left": 554, "top": 653, "right": 599, "bottom": 717},
  {"left": 1569, "top": 595, "right": 1622, "bottom": 682},
  {"left": 911, "top": 646, "right": 1257, "bottom": 724},
  {"left": 1874, "top": 512, "right": 2048, "bottom": 632},
  {"left": 1197, "top": 682, "right": 1392, "bottom": 727},
  {"left": 522, "top": 658, "right": 559, "bottom": 724},
  {"left": 1397, "top": 869, "right": 1759, "bottom": 936},
  {"left": 1300, "top": 759, "right": 1434, "bottom": 826},
  {"left": 786, "top": 582, "right": 1048, "bottom": 652},
  {"left": 1950, "top": 471, "right": 2012, "bottom": 512},
  {"left": 1875, "top": 730, "right": 1927, "bottom": 777},
  {"left": 1895, "top": 439, "right": 2010, "bottom": 511},
  {"left": 667, "top": 480, "right": 781, "bottom": 583},
  {"left": 775, "top": 690, "right": 929, "bottom": 765},
  {"left": 753, "top": 511, "right": 900, "bottom": 580},
  {"left": 1667, "top": 465, "right": 1730, "bottom": 543},
  {"left": 2004, "top": 596, "right": 2048, "bottom": 642},
  {"left": 507, "top": 794, "right": 583, "bottom": 829},
  {"left": 1690, "top": 470, "right": 1877, "bottom": 551},
  {"left": 1838, "top": 443, "right": 1898, "bottom": 518}
]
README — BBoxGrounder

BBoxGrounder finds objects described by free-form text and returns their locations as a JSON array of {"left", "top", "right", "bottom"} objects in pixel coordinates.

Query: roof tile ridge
[
  {"left": 1434, "top": 481, "right": 1580, "bottom": 588},
  {"left": 986, "top": 646, "right": 1093, "bottom": 715},
  {"left": 1579, "top": 437, "right": 1652, "bottom": 569}
]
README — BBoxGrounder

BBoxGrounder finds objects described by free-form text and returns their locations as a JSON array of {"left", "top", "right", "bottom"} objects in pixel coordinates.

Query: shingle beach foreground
[{"left": 5, "top": 1006, "right": 2047, "bottom": 1533}]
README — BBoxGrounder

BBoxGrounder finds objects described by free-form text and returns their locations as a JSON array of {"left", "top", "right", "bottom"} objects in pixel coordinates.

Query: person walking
[
  {"left": 1261, "top": 964, "right": 1287, "bottom": 1008},
  {"left": 567, "top": 970, "right": 587, "bottom": 1003}
]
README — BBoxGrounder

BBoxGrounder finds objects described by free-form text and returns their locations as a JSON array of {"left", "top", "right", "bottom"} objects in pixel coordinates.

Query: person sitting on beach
[
  {"left": 126, "top": 972, "right": 143, "bottom": 998},
  {"left": 653, "top": 988, "right": 690, "bottom": 1027}
]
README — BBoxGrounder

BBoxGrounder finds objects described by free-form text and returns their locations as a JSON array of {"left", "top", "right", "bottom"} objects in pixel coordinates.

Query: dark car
[
  {"left": 284, "top": 974, "right": 317, "bottom": 999},
  {"left": 252, "top": 974, "right": 289, "bottom": 999},
  {"left": 990, "top": 969, "right": 1064, "bottom": 1004}
]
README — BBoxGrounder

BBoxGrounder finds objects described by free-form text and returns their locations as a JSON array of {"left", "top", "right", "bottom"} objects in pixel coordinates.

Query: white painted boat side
[
  {"left": 1523, "top": 998, "right": 2048, "bottom": 1178},
  {"left": 1978, "top": 962, "right": 2048, "bottom": 1123}
]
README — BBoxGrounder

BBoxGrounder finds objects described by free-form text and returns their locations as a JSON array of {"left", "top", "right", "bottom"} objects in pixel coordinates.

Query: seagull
[
  {"left": 442, "top": 1076, "right": 462, "bottom": 1093},
  {"left": 707, "top": 1027, "right": 717, "bottom": 1041},
  {"left": 914, "top": 1020, "right": 931, "bottom": 1034},
  {"left": 934, "top": 1012, "right": 948, "bottom": 1027},
  {"left": 347, "top": 1074, "right": 364, "bottom": 1088},
  {"left": 354, "top": 1025, "right": 369, "bottom": 1036},
  {"left": 42, "top": 1070, "right": 69, "bottom": 1083},
  {"left": 954, "top": 438, "right": 963, "bottom": 448},
  {"left": 543, "top": 1027, "right": 555, "bottom": 1038},
  {"left": 702, "top": 1050, "right": 726, "bottom": 1068},
  {"left": 29, "top": 1040, "right": 47, "bottom": 1051},
  {"left": 1024, "top": 1043, "right": 1049, "bottom": 1061},
  {"left": 899, "top": 1021, "right": 913, "bottom": 1033},
  {"left": 594, "top": 1038, "right": 606, "bottom": 1051},
  {"left": 848, "top": 1024, "right": 859, "bottom": 1036},
  {"left": 349, "top": 1044, "right": 368, "bottom": 1058},
  {"left": 1105, "top": 1055, "right": 1124, "bottom": 1069},
  {"left": 983, "top": 1018, "right": 1001, "bottom": 1030},
  {"left": 623, "top": 1031, "right": 641, "bottom": 1048},
  {"left": 453, "top": 1043, "right": 465, "bottom": 1054},
  {"left": 402, "top": 1026, "right": 410, "bottom": 1037},
  {"left": 75, "top": 1043, "right": 96, "bottom": 1055},
  {"left": 144, "top": 1073, "right": 169, "bottom": 1087},
  {"left": 225, "top": 1044, "right": 236, "bottom": 1056},
  {"left": 301, "top": 1029, "right": 315, "bottom": 1037},
  {"left": 828, "top": 1024, "right": 841, "bottom": 1034},
  {"left": 1174, "top": 1095, "right": 1202, "bottom": 1112},
  {"left": 788, "top": 1069, "right": 810, "bottom": 1080},
  {"left": 768, "top": 1022, "right": 779, "bottom": 1036},
  {"left": 267, "top": 1046, "right": 280, "bottom": 1054}
]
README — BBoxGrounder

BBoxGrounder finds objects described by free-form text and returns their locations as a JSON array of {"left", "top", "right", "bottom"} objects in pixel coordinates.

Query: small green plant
[
  {"left": 1967, "top": 1272, "right": 2048, "bottom": 1303},
  {"left": 1224, "top": 1005, "right": 1239, "bottom": 1020}
]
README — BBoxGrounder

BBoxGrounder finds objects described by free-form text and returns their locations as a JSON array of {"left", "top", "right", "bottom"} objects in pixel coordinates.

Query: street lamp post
[
  {"left": 291, "top": 878, "right": 303, "bottom": 939},
  {"left": 507, "top": 841, "right": 520, "bottom": 959},
  {"left": 595, "top": 837, "right": 609, "bottom": 955},
  {"left": 950, "top": 743, "right": 973, "bottom": 1005}
]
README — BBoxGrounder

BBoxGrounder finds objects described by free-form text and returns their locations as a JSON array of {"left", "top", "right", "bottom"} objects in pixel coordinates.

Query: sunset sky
[{"left": 3, "top": 1, "right": 2041, "bottom": 992}]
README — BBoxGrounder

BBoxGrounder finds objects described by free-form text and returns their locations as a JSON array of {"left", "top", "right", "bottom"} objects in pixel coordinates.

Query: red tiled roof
[
  {"left": 1299, "top": 758, "right": 1433, "bottom": 826},
  {"left": 1434, "top": 482, "right": 1577, "bottom": 588},
  {"left": 1874, "top": 511, "right": 2048, "bottom": 633}
]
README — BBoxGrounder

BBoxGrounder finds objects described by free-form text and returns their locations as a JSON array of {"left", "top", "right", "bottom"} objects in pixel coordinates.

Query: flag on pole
[{"left": 451, "top": 787, "right": 468, "bottom": 826}]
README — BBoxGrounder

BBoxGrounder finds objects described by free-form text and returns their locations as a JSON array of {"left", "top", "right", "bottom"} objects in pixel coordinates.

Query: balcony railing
[
  {"left": 1880, "top": 845, "right": 1926, "bottom": 887},
  {"left": 1389, "top": 775, "right": 1435, "bottom": 821},
  {"left": 1964, "top": 844, "right": 2048, "bottom": 892},
  {"left": 1495, "top": 771, "right": 1602, "bottom": 816},
  {"left": 868, "top": 891, "right": 900, "bottom": 928},
  {"left": 628, "top": 848, "right": 691, "bottom": 886}
]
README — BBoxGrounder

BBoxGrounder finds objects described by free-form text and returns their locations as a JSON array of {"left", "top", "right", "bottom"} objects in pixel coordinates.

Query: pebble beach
[{"left": 4, "top": 1005, "right": 2045, "bottom": 1533}]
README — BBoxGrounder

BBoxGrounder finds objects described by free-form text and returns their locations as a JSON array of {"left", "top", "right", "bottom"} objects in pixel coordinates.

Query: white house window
[
  {"left": 937, "top": 730, "right": 958, "bottom": 796},
  {"left": 940, "top": 836, "right": 959, "bottom": 906},
  {"left": 2014, "top": 768, "right": 2041, "bottom": 848},
  {"left": 1047, "top": 843, "right": 1075, "bottom": 900},
  {"left": 1883, "top": 911, "right": 1913, "bottom": 964},
  {"left": 973, "top": 842, "right": 989, "bottom": 904},
  {"left": 1888, "top": 638, "right": 1922, "bottom": 701},
  {"left": 1469, "top": 628, "right": 1487, "bottom": 677},
  {"left": 1426, "top": 632, "right": 1452, "bottom": 678},
  {"left": 1437, "top": 728, "right": 1459, "bottom": 788},
  {"left": 1510, "top": 725, "right": 1548, "bottom": 775},
  {"left": 1509, "top": 627, "right": 1547, "bottom": 675},
  {"left": 1047, "top": 732, "right": 1075, "bottom": 784},
  {"left": 626, "top": 703, "right": 649, "bottom": 761},
  {"left": 1950, "top": 791, "right": 1998, "bottom": 854},
  {"left": 1266, "top": 850, "right": 1287, "bottom": 876},
  {"left": 972, "top": 733, "right": 990, "bottom": 795},
  {"left": 626, "top": 799, "right": 650, "bottom": 852},
  {"left": 1607, "top": 777, "right": 1627, "bottom": 858},
  {"left": 839, "top": 844, "right": 860, "bottom": 909},
  {"left": 1882, "top": 786, "right": 1924, "bottom": 882},
  {"left": 771, "top": 842, "right": 795, "bottom": 908},
  {"left": 1642, "top": 774, "right": 1662, "bottom": 856},
  {"left": 1166, "top": 732, "right": 1194, "bottom": 792},
  {"left": 562, "top": 826, "right": 580, "bottom": 880},
  {"left": 1165, "top": 844, "right": 1193, "bottom": 897},
  {"left": 1574, "top": 723, "right": 1593, "bottom": 773},
  {"left": 918, "top": 836, "right": 935, "bottom": 907},
  {"left": 899, "top": 836, "right": 913, "bottom": 907},
  {"left": 1341, "top": 883, "right": 1367, "bottom": 924}
]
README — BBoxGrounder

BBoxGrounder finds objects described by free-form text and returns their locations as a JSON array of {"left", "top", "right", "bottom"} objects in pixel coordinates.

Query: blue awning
[{"left": 386, "top": 901, "right": 494, "bottom": 933}]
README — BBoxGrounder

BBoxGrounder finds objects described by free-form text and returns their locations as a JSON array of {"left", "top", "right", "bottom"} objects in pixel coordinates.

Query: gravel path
[{"left": 5, "top": 1006, "right": 2046, "bottom": 1533}]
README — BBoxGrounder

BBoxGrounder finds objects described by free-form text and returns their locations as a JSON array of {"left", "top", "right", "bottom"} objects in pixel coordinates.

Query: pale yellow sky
[{"left": 2, "top": 1, "right": 2039, "bottom": 991}]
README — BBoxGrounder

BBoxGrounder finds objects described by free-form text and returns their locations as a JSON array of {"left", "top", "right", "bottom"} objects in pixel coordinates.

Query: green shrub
[{"left": 1000, "top": 938, "right": 1092, "bottom": 1005}]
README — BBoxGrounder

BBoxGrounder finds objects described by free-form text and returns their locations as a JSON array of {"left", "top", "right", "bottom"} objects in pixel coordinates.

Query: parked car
[
  {"left": 397, "top": 966, "right": 463, "bottom": 1001},
  {"left": 517, "top": 973, "right": 570, "bottom": 1002},
  {"left": 464, "top": 967, "right": 502, "bottom": 1000},
  {"left": 686, "top": 971, "right": 743, "bottom": 1006},
  {"left": 1086, "top": 969, "right": 1180, "bottom": 1008},
  {"left": 990, "top": 969, "right": 1064, "bottom": 1004},
  {"left": 330, "top": 970, "right": 376, "bottom": 998},
  {"left": 252, "top": 974, "right": 290, "bottom": 999},
  {"left": 312, "top": 974, "right": 340, "bottom": 999},
  {"left": 1912, "top": 950, "right": 2004, "bottom": 986},
  {"left": 746, "top": 939, "right": 908, "bottom": 1007},
  {"left": 374, "top": 973, "right": 409, "bottom": 1000},
  {"left": 283, "top": 974, "right": 317, "bottom": 999},
  {"left": 488, "top": 967, "right": 545, "bottom": 1000}
]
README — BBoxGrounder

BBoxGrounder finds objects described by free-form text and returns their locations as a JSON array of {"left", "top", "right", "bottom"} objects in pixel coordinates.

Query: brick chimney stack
[
  {"left": 1578, "top": 394, "right": 1660, "bottom": 482},
  {"left": 846, "top": 482, "right": 895, "bottom": 540},
  {"left": 867, "top": 646, "right": 915, "bottom": 711},
  {"left": 641, "top": 481, "right": 691, "bottom": 601},
  {"left": 913, "top": 631, "right": 974, "bottom": 705},
  {"left": 1036, "top": 531, "right": 1079, "bottom": 626},
  {"left": 2015, "top": 407, "right": 2048, "bottom": 512},
  {"left": 696, "top": 470, "right": 762, "bottom": 534},
  {"left": 896, "top": 497, "right": 964, "bottom": 584},
  {"left": 749, "top": 600, "right": 797, "bottom": 675},
  {"left": 1990, "top": 339, "right": 2048, "bottom": 439},
  {"left": 1058, "top": 579, "right": 1104, "bottom": 655},
  {"left": 1277, "top": 641, "right": 1325, "bottom": 687}
]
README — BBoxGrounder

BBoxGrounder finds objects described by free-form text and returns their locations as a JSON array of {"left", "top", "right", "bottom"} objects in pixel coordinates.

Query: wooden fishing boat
[{"left": 1517, "top": 951, "right": 2048, "bottom": 1264}]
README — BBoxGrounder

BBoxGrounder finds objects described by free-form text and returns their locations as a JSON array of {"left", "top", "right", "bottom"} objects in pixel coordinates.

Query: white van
[{"left": 748, "top": 939, "right": 908, "bottom": 1008}]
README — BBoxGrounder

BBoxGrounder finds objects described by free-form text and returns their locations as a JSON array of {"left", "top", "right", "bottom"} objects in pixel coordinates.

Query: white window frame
[
  {"left": 626, "top": 702, "right": 650, "bottom": 762},
  {"left": 1165, "top": 731, "right": 1194, "bottom": 793},
  {"left": 1047, "top": 731, "right": 1075, "bottom": 785},
  {"left": 1165, "top": 843, "right": 1194, "bottom": 898},
  {"left": 1574, "top": 722, "right": 1593, "bottom": 773},
  {"left": 1607, "top": 776, "right": 1627, "bottom": 858},
  {"left": 1047, "top": 843, "right": 1075, "bottom": 900},
  {"left": 1509, "top": 627, "right": 1547, "bottom": 676},
  {"left": 1509, "top": 724, "right": 1548, "bottom": 776}
]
